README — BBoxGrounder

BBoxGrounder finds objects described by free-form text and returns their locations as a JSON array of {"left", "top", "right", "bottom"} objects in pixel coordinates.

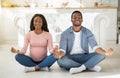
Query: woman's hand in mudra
[
  {"left": 11, "top": 47, "right": 19, "bottom": 53},
  {"left": 53, "top": 51, "right": 65, "bottom": 59}
]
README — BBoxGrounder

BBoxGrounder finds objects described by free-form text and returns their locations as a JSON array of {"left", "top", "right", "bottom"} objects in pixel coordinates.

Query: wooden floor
[{"left": 0, "top": 41, "right": 120, "bottom": 78}]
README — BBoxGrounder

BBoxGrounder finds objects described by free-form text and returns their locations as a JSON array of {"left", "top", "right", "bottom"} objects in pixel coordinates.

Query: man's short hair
[{"left": 71, "top": 10, "right": 83, "bottom": 19}]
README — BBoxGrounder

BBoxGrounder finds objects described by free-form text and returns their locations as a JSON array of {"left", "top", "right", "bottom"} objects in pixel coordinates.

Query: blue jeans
[
  {"left": 15, "top": 54, "right": 57, "bottom": 68},
  {"left": 57, "top": 52, "right": 105, "bottom": 70}
]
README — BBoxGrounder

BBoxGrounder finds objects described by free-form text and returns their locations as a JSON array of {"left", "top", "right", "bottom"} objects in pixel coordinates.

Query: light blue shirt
[{"left": 59, "top": 26, "right": 99, "bottom": 55}]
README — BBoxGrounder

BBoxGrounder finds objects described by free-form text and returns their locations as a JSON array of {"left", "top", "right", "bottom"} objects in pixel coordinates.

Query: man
[{"left": 54, "top": 10, "right": 113, "bottom": 74}]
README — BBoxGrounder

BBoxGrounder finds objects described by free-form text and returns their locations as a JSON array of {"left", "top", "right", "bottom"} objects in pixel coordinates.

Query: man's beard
[{"left": 73, "top": 24, "right": 81, "bottom": 27}]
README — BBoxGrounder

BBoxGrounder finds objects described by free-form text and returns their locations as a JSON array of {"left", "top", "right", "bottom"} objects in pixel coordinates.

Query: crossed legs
[{"left": 57, "top": 52, "right": 105, "bottom": 74}]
